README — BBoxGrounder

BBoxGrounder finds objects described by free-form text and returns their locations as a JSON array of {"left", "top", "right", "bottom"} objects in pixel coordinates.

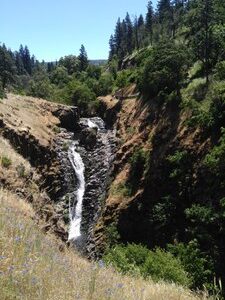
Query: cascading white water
[{"left": 68, "top": 144, "right": 85, "bottom": 242}]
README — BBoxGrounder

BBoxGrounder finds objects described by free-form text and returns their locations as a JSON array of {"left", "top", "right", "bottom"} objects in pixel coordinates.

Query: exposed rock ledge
[{"left": 0, "top": 94, "right": 79, "bottom": 242}]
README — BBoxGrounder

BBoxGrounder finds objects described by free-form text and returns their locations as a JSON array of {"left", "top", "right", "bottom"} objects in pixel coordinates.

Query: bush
[
  {"left": 138, "top": 42, "right": 189, "bottom": 101},
  {"left": 64, "top": 80, "right": 97, "bottom": 116},
  {"left": 204, "top": 128, "right": 225, "bottom": 174},
  {"left": 168, "top": 241, "right": 214, "bottom": 289},
  {"left": 28, "top": 78, "right": 54, "bottom": 100},
  {"left": 115, "top": 70, "right": 136, "bottom": 89},
  {"left": 110, "top": 182, "right": 132, "bottom": 198},
  {"left": 49, "top": 66, "right": 70, "bottom": 87},
  {"left": 97, "top": 73, "right": 114, "bottom": 96},
  {"left": 103, "top": 244, "right": 191, "bottom": 287},
  {"left": 215, "top": 61, "right": 225, "bottom": 80},
  {"left": 1, "top": 156, "right": 12, "bottom": 168},
  {"left": 128, "top": 148, "right": 148, "bottom": 192}
]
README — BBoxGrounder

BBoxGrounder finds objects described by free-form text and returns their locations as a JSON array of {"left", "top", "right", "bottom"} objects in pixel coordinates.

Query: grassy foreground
[{"left": 0, "top": 189, "right": 207, "bottom": 300}]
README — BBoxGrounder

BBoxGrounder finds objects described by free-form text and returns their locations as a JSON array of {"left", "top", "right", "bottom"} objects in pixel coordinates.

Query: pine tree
[
  {"left": 114, "top": 18, "right": 123, "bottom": 56},
  {"left": 125, "top": 13, "right": 133, "bottom": 54},
  {"left": 0, "top": 45, "right": 16, "bottom": 89},
  {"left": 158, "top": 0, "right": 171, "bottom": 23},
  {"left": 78, "top": 45, "right": 88, "bottom": 72},
  {"left": 134, "top": 16, "right": 140, "bottom": 50},
  {"left": 23, "top": 46, "right": 32, "bottom": 75},
  {"left": 187, "top": 0, "right": 214, "bottom": 82},
  {"left": 138, "top": 15, "right": 145, "bottom": 48},
  {"left": 109, "top": 35, "right": 115, "bottom": 60},
  {"left": 146, "top": 1, "right": 154, "bottom": 45},
  {"left": 15, "top": 51, "right": 25, "bottom": 75}
]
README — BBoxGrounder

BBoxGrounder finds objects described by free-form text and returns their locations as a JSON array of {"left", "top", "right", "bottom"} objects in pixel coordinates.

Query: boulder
[
  {"left": 52, "top": 106, "right": 79, "bottom": 131},
  {"left": 80, "top": 127, "right": 98, "bottom": 149}
]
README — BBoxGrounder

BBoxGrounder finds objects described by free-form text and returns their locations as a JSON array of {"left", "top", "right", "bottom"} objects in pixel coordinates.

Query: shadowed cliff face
[{"left": 93, "top": 91, "right": 213, "bottom": 257}]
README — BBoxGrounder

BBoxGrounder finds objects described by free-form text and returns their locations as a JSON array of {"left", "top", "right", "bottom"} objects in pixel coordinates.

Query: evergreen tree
[
  {"left": 125, "top": 13, "right": 134, "bottom": 54},
  {"left": 109, "top": 35, "right": 116, "bottom": 60},
  {"left": 78, "top": 44, "right": 88, "bottom": 72},
  {"left": 15, "top": 51, "right": 25, "bottom": 75},
  {"left": 0, "top": 45, "right": 16, "bottom": 89},
  {"left": 157, "top": 0, "right": 173, "bottom": 36},
  {"left": 158, "top": 0, "right": 171, "bottom": 23},
  {"left": 134, "top": 16, "right": 140, "bottom": 50},
  {"left": 23, "top": 46, "right": 32, "bottom": 75},
  {"left": 186, "top": 0, "right": 214, "bottom": 82},
  {"left": 146, "top": 1, "right": 154, "bottom": 45},
  {"left": 114, "top": 18, "right": 123, "bottom": 56},
  {"left": 138, "top": 15, "right": 146, "bottom": 48}
]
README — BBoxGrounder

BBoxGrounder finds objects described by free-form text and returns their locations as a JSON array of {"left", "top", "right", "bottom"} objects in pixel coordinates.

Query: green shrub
[
  {"left": 215, "top": 61, "right": 225, "bottom": 80},
  {"left": 138, "top": 42, "right": 189, "bottom": 101},
  {"left": 167, "top": 150, "right": 189, "bottom": 179},
  {"left": 128, "top": 147, "right": 148, "bottom": 191},
  {"left": 204, "top": 128, "right": 225, "bottom": 174},
  {"left": 28, "top": 78, "right": 54, "bottom": 100},
  {"left": 49, "top": 66, "right": 70, "bottom": 87},
  {"left": 1, "top": 156, "right": 12, "bottom": 168},
  {"left": 103, "top": 244, "right": 191, "bottom": 287},
  {"left": 115, "top": 71, "right": 129, "bottom": 89},
  {"left": 115, "top": 70, "right": 137, "bottom": 90},
  {"left": 110, "top": 182, "right": 132, "bottom": 198},
  {"left": 97, "top": 73, "right": 114, "bottom": 96},
  {"left": 64, "top": 80, "right": 96, "bottom": 116},
  {"left": 105, "top": 223, "right": 121, "bottom": 248},
  {"left": 168, "top": 240, "right": 214, "bottom": 289}
]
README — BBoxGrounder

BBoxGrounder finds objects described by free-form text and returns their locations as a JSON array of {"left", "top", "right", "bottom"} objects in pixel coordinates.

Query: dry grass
[
  {"left": 0, "top": 189, "right": 208, "bottom": 300},
  {"left": 0, "top": 94, "right": 59, "bottom": 146},
  {"left": 0, "top": 136, "right": 31, "bottom": 170}
]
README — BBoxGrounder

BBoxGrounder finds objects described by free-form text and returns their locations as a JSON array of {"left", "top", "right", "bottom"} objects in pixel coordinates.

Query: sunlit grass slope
[{"left": 0, "top": 189, "right": 206, "bottom": 300}]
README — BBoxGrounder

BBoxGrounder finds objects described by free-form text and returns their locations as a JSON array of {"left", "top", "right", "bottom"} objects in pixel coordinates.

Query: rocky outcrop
[
  {"left": 98, "top": 96, "right": 121, "bottom": 128},
  {"left": 80, "top": 127, "right": 98, "bottom": 149},
  {"left": 52, "top": 106, "right": 79, "bottom": 131},
  {"left": 0, "top": 94, "right": 81, "bottom": 242}
]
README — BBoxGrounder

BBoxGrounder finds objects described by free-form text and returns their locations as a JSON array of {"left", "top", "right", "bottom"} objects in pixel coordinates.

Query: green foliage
[
  {"left": 138, "top": 42, "right": 189, "bottom": 101},
  {"left": 78, "top": 44, "right": 88, "bottom": 72},
  {"left": 0, "top": 45, "right": 16, "bottom": 89},
  {"left": 110, "top": 182, "right": 132, "bottom": 198},
  {"left": 59, "top": 55, "right": 79, "bottom": 75},
  {"left": 215, "top": 61, "right": 225, "bottom": 80},
  {"left": 128, "top": 147, "right": 148, "bottom": 191},
  {"left": 1, "top": 156, "right": 12, "bottom": 168},
  {"left": 168, "top": 241, "right": 213, "bottom": 289},
  {"left": 28, "top": 77, "right": 54, "bottom": 99},
  {"left": 49, "top": 66, "right": 70, "bottom": 87},
  {"left": 167, "top": 150, "right": 189, "bottom": 179},
  {"left": 103, "top": 244, "right": 191, "bottom": 287},
  {"left": 105, "top": 223, "right": 121, "bottom": 248},
  {"left": 204, "top": 128, "right": 225, "bottom": 174},
  {"left": 97, "top": 73, "right": 114, "bottom": 96},
  {"left": 115, "top": 71, "right": 128, "bottom": 89},
  {"left": 115, "top": 69, "right": 137, "bottom": 90},
  {"left": 64, "top": 80, "right": 97, "bottom": 115}
]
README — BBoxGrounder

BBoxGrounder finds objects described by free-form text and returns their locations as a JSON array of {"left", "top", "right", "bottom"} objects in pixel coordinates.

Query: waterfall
[
  {"left": 65, "top": 117, "right": 115, "bottom": 253},
  {"left": 68, "top": 144, "right": 85, "bottom": 242}
]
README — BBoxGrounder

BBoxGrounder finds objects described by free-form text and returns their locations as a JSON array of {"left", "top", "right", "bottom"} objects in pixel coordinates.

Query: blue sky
[{"left": 1, "top": 0, "right": 157, "bottom": 61}]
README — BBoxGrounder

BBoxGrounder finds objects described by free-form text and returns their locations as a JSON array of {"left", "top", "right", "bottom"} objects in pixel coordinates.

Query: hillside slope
[{"left": 0, "top": 188, "right": 205, "bottom": 300}]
